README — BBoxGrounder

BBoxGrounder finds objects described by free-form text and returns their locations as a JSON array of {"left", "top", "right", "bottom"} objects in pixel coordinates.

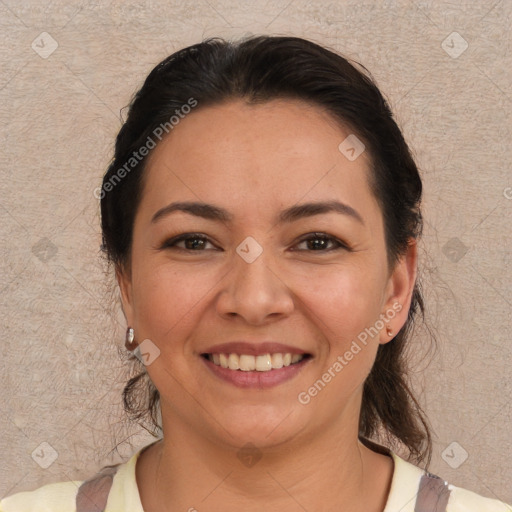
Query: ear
[
  {"left": 116, "top": 265, "right": 135, "bottom": 327},
  {"left": 379, "top": 239, "right": 418, "bottom": 344}
]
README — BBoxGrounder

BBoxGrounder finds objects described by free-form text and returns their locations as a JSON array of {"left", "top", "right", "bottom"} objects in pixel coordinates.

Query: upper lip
[{"left": 202, "top": 342, "right": 311, "bottom": 356}]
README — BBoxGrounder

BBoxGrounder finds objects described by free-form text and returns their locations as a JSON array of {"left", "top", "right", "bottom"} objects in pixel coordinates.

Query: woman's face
[{"left": 118, "top": 99, "right": 416, "bottom": 450}]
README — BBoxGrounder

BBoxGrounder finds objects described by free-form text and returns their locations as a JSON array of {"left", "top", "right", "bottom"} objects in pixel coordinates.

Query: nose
[{"left": 216, "top": 246, "right": 295, "bottom": 325}]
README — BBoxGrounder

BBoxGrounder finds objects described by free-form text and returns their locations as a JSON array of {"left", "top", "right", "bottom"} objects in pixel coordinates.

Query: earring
[
  {"left": 125, "top": 327, "right": 138, "bottom": 351},
  {"left": 386, "top": 326, "right": 394, "bottom": 337}
]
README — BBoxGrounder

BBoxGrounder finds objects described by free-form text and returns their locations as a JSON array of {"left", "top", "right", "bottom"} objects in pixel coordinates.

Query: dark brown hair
[{"left": 100, "top": 35, "right": 432, "bottom": 464}]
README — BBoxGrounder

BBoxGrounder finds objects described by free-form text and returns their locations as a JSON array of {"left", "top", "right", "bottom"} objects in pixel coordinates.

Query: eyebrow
[{"left": 151, "top": 200, "right": 364, "bottom": 225}]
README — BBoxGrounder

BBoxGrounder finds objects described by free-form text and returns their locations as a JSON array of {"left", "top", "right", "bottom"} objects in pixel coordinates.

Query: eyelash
[{"left": 159, "top": 232, "right": 350, "bottom": 253}]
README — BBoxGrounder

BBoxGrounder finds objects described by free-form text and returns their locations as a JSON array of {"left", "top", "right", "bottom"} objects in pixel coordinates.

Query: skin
[{"left": 117, "top": 99, "right": 418, "bottom": 512}]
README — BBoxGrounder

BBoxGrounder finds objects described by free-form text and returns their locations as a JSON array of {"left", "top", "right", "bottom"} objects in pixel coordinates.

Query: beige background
[{"left": 1, "top": 0, "right": 511, "bottom": 505}]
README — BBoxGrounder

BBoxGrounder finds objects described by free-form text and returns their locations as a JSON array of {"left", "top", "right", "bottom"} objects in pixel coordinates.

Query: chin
[{"left": 209, "top": 405, "right": 307, "bottom": 449}]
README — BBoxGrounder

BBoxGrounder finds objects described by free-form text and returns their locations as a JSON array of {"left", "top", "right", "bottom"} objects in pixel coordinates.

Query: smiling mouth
[{"left": 201, "top": 352, "right": 312, "bottom": 372}]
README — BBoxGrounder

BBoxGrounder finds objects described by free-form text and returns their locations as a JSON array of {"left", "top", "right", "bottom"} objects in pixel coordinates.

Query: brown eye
[
  {"left": 161, "top": 233, "right": 216, "bottom": 251},
  {"left": 293, "top": 233, "right": 349, "bottom": 252}
]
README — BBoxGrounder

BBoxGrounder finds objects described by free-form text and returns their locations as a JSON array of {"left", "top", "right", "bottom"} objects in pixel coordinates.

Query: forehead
[{"left": 139, "top": 99, "right": 378, "bottom": 223}]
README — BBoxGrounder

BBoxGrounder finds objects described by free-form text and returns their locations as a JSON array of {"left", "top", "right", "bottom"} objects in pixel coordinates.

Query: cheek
[
  {"left": 294, "top": 267, "right": 385, "bottom": 405},
  {"left": 296, "top": 265, "right": 386, "bottom": 399},
  {"left": 294, "top": 263, "right": 385, "bottom": 344},
  {"left": 282, "top": 267, "right": 385, "bottom": 421},
  {"left": 129, "top": 262, "right": 222, "bottom": 395},
  {"left": 131, "top": 261, "right": 219, "bottom": 345}
]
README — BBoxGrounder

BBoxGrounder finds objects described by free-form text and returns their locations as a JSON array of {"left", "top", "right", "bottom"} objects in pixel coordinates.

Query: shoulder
[
  {"left": 0, "top": 444, "right": 149, "bottom": 512},
  {"left": 447, "top": 484, "right": 511, "bottom": 512},
  {"left": 0, "top": 480, "right": 81, "bottom": 512},
  {"left": 387, "top": 451, "right": 511, "bottom": 512},
  {"left": 1, "top": 441, "right": 155, "bottom": 512}
]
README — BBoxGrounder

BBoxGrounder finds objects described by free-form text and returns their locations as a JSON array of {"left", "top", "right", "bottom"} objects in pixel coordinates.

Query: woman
[{"left": 2, "top": 35, "right": 509, "bottom": 512}]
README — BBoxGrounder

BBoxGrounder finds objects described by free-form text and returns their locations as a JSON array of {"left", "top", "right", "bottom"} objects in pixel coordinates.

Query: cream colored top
[{"left": 1, "top": 445, "right": 510, "bottom": 511}]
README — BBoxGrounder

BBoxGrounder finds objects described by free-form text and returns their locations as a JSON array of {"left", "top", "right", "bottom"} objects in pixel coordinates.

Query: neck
[{"left": 136, "top": 413, "right": 393, "bottom": 511}]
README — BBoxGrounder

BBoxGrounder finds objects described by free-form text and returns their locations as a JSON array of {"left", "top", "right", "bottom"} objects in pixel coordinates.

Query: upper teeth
[{"left": 208, "top": 353, "right": 304, "bottom": 371}]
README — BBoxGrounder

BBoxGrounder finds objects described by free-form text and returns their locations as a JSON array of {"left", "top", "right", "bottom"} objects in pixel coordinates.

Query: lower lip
[{"left": 201, "top": 356, "right": 312, "bottom": 389}]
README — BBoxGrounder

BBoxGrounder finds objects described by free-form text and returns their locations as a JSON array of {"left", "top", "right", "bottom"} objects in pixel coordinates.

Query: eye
[
  {"left": 160, "top": 233, "right": 218, "bottom": 251},
  {"left": 292, "top": 232, "right": 350, "bottom": 252},
  {"left": 159, "top": 232, "right": 349, "bottom": 253}
]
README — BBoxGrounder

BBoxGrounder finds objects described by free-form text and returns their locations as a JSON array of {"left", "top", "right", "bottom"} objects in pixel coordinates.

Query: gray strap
[
  {"left": 76, "top": 464, "right": 120, "bottom": 512},
  {"left": 415, "top": 473, "right": 451, "bottom": 512}
]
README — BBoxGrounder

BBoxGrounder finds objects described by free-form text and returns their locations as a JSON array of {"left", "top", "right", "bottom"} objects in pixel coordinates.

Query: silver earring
[{"left": 125, "top": 327, "right": 137, "bottom": 351}]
